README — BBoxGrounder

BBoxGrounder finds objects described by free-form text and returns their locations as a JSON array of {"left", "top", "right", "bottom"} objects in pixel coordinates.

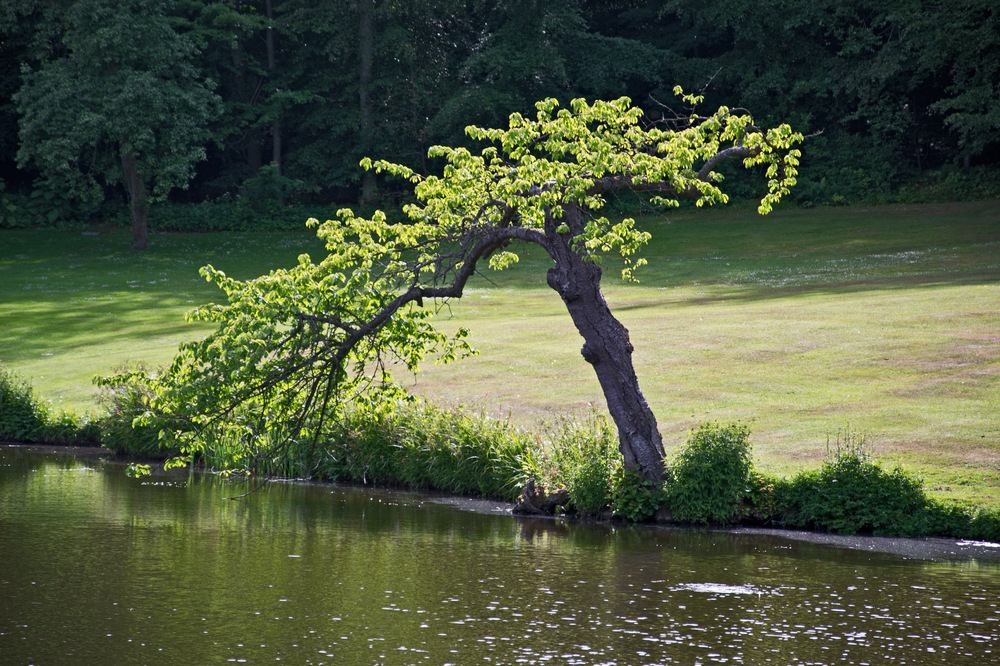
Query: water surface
[{"left": 1, "top": 446, "right": 997, "bottom": 664}]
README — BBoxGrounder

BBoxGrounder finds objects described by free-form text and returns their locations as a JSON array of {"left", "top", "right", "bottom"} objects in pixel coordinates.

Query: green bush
[
  {"left": 0, "top": 366, "right": 49, "bottom": 441},
  {"left": 0, "top": 366, "right": 99, "bottom": 445},
  {"left": 0, "top": 178, "right": 108, "bottom": 229},
  {"left": 969, "top": 507, "right": 1000, "bottom": 543},
  {"left": 610, "top": 466, "right": 664, "bottom": 522},
  {"left": 739, "top": 472, "right": 781, "bottom": 524},
  {"left": 776, "top": 434, "right": 932, "bottom": 536},
  {"left": 665, "top": 422, "right": 755, "bottom": 524},
  {"left": 95, "top": 364, "right": 180, "bottom": 458},
  {"left": 147, "top": 200, "right": 343, "bottom": 232},
  {"left": 895, "top": 164, "right": 1000, "bottom": 204},
  {"left": 525, "top": 415, "right": 621, "bottom": 515}
]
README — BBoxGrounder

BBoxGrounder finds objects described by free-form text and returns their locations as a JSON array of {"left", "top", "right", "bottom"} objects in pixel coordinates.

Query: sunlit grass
[{"left": 1, "top": 201, "right": 997, "bottom": 507}]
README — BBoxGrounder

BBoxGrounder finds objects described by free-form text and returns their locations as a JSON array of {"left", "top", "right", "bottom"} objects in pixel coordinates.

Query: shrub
[
  {"left": 147, "top": 200, "right": 344, "bottom": 232},
  {"left": 610, "top": 466, "right": 664, "bottom": 522},
  {"left": 740, "top": 471, "right": 780, "bottom": 524},
  {"left": 0, "top": 366, "right": 99, "bottom": 445},
  {"left": 525, "top": 415, "right": 621, "bottom": 515},
  {"left": 0, "top": 366, "right": 49, "bottom": 441},
  {"left": 95, "top": 364, "right": 179, "bottom": 458},
  {"left": 0, "top": 179, "right": 100, "bottom": 229},
  {"left": 665, "top": 422, "right": 754, "bottom": 524},
  {"left": 969, "top": 507, "right": 1000, "bottom": 543},
  {"left": 776, "top": 433, "right": 932, "bottom": 536}
]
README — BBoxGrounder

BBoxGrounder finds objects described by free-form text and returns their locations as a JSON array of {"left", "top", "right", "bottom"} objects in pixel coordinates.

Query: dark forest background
[{"left": 2, "top": 0, "right": 998, "bottom": 231}]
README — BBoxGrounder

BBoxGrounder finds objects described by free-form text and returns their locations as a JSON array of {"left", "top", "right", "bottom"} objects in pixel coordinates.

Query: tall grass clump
[
  {"left": 776, "top": 432, "right": 934, "bottom": 536},
  {"left": 525, "top": 415, "right": 622, "bottom": 515},
  {"left": 0, "top": 366, "right": 98, "bottom": 445},
  {"left": 320, "top": 399, "right": 534, "bottom": 500},
  {"left": 665, "top": 422, "right": 755, "bottom": 524},
  {"left": 96, "top": 364, "right": 168, "bottom": 458}
]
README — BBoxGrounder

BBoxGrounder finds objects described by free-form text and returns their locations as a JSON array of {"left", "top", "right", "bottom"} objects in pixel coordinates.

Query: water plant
[
  {"left": 523, "top": 415, "right": 621, "bottom": 515},
  {"left": 318, "top": 399, "right": 535, "bottom": 500}
]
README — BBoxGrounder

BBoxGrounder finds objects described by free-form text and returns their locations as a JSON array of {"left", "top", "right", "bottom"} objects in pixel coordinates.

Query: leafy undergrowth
[
  {"left": 5, "top": 364, "right": 998, "bottom": 542},
  {"left": 0, "top": 365, "right": 99, "bottom": 445}
]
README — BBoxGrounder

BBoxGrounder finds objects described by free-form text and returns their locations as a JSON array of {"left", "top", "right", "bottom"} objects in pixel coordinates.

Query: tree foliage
[
  {"left": 13, "top": 0, "right": 220, "bottom": 247},
  {"left": 4, "top": 0, "right": 993, "bottom": 217},
  {"left": 105, "top": 92, "right": 801, "bottom": 479}
]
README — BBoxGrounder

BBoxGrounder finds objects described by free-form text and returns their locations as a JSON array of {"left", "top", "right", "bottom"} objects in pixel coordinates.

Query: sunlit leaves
[
  {"left": 125, "top": 463, "right": 152, "bottom": 478},
  {"left": 115, "top": 90, "right": 801, "bottom": 476}
]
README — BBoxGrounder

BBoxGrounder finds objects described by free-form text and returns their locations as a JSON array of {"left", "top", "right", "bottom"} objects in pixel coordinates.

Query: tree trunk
[
  {"left": 231, "top": 41, "right": 263, "bottom": 173},
  {"left": 121, "top": 149, "right": 149, "bottom": 251},
  {"left": 264, "top": 0, "right": 283, "bottom": 204},
  {"left": 543, "top": 205, "right": 665, "bottom": 480},
  {"left": 357, "top": 0, "right": 377, "bottom": 204}
]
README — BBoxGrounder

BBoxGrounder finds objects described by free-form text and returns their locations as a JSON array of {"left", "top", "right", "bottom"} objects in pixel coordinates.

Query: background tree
[
  {"left": 3, "top": 0, "right": 995, "bottom": 219},
  {"left": 14, "top": 0, "right": 220, "bottom": 248},
  {"left": 123, "top": 93, "right": 801, "bottom": 481}
]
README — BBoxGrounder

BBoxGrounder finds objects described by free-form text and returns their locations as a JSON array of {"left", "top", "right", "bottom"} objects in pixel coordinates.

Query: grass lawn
[{"left": 1, "top": 201, "right": 998, "bottom": 507}]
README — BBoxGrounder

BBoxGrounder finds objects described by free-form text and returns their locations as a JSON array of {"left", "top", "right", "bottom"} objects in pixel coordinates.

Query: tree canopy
[
  {"left": 1, "top": 0, "right": 995, "bottom": 221},
  {"left": 113, "top": 93, "right": 801, "bottom": 480},
  {"left": 13, "top": 0, "right": 220, "bottom": 247}
]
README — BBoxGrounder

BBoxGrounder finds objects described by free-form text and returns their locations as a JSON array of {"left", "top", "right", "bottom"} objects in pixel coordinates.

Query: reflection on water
[{"left": 1, "top": 446, "right": 998, "bottom": 665}]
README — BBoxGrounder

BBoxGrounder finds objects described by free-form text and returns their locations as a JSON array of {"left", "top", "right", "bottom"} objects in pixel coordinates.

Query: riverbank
[
  {"left": 5, "top": 443, "right": 997, "bottom": 665},
  {"left": 6, "top": 442, "right": 999, "bottom": 564},
  {"left": 3, "top": 202, "right": 998, "bottom": 508}
]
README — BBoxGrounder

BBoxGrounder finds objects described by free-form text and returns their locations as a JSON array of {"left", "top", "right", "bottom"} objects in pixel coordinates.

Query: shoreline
[{"left": 4, "top": 441, "right": 999, "bottom": 564}]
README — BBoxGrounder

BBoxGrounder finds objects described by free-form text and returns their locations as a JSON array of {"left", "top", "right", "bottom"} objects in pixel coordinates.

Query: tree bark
[
  {"left": 121, "top": 149, "right": 149, "bottom": 251},
  {"left": 265, "top": 0, "right": 283, "bottom": 199},
  {"left": 357, "top": 0, "right": 376, "bottom": 204},
  {"left": 542, "top": 204, "right": 665, "bottom": 480}
]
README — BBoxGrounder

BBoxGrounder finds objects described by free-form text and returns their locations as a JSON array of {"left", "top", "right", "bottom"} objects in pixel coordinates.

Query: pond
[{"left": 1, "top": 446, "right": 998, "bottom": 665}]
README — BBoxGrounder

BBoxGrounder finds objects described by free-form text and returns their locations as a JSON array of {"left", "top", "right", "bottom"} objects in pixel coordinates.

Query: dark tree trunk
[
  {"left": 264, "top": 0, "right": 283, "bottom": 204},
  {"left": 121, "top": 149, "right": 148, "bottom": 251},
  {"left": 357, "top": 0, "right": 376, "bottom": 204},
  {"left": 542, "top": 205, "right": 665, "bottom": 480},
  {"left": 231, "top": 42, "right": 263, "bottom": 174}
]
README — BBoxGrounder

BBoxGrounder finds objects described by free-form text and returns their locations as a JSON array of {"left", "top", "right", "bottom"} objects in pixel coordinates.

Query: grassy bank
[{"left": 1, "top": 201, "right": 998, "bottom": 507}]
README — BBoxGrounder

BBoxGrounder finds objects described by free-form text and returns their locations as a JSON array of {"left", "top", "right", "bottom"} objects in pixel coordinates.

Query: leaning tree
[{"left": 121, "top": 91, "right": 801, "bottom": 481}]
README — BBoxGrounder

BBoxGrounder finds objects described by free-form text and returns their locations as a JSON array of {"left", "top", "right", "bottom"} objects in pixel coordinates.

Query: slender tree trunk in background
[
  {"left": 543, "top": 205, "right": 665, "bottom": 480},
  {"left": 265, "top": 0, "right": 282, "bottom": 201},
  {"left": 358, "top": 0, "right": 376, "bottom": 204},
  {"left": 121, "top": 149, "right": 149, "bottom": 251},
  {"left": 232, "top": 43, "right": 263, "bottom": 173}
]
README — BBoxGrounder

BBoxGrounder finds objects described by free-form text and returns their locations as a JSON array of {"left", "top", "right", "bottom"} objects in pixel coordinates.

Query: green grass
[
  {"left": 1, "top": 201, "right": 998, "bottom": 508},
  {"left": 0, "top": 230, "right": 326, "bottom": 411}
]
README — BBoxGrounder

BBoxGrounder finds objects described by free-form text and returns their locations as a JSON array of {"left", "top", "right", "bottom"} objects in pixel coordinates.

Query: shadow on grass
[
  {"left": 0, "top": 293, "right": 208, "bottom": 365},
  {"left": 611, "top": 270, "right": 1000, "bottom": 311}
]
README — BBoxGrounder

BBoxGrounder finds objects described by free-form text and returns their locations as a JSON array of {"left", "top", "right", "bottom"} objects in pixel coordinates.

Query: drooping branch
[
  {"left": 195, "top": 224, "right": 549, "bottom": 434},
  {"left": 322, "top": 226, "right": 545, "bottom": 369},
  {"left": 696, "top": 145, "right": 754, "bottom": 181},
  {"left": 586, "top": 145, "right": 756, "bottom": 200}
]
